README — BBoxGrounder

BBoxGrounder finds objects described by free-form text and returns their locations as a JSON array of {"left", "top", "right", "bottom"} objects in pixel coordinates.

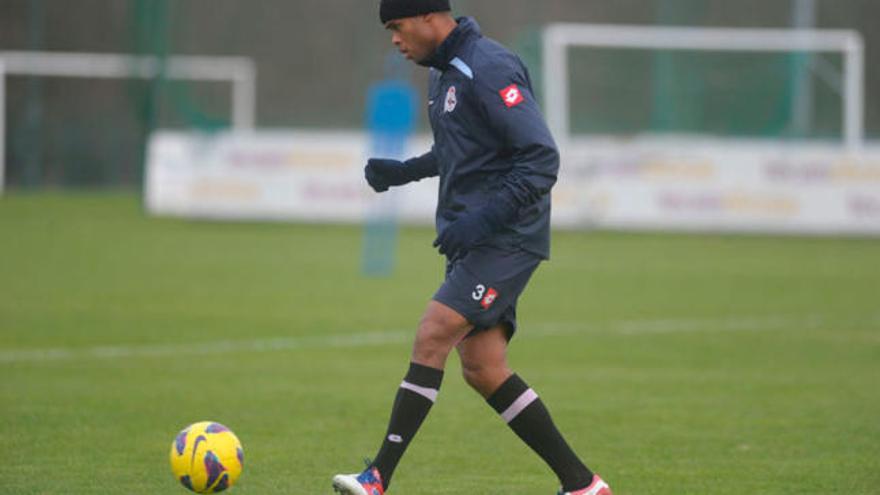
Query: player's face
[{"left": 385, "top": 16, "right": 436, "bottom": 63}]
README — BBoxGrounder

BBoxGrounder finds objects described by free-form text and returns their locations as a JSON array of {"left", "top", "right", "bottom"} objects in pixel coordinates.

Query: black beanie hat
[{"left": 380, "top": 0, "right": 451, "bottom": 24}]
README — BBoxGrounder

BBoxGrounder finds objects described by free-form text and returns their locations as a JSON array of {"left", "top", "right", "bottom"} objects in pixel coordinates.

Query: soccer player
[{"left": 332, "top": 1, "right": 612, "bottom": 494}]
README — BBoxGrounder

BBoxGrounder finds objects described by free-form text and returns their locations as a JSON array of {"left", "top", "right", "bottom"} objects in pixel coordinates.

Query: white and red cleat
[
  {"left": 332, "top": 466, "right": 384, "bottom": 495},
  {"left": 558, "top": 474, "right": 612, "bottom": 495}
]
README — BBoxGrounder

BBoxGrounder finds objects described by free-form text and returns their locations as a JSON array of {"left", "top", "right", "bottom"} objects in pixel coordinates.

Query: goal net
[
  {"left": 0, "top": 51, "right": 255, "bottom": 193},
  {"left": 542, "top": 24, "right": 865, "bottom": 150},
  {"left": 540, "top": 24, "right": 879, "bottom": 236}
]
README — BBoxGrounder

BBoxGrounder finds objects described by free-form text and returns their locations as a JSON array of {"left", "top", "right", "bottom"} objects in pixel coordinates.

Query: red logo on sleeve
[{"left": 499, "top": 84, "right": 524, "bottom": 108}]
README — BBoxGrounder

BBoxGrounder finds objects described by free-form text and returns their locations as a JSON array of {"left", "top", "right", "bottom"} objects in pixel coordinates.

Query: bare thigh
[
  {"left": 411, "top": 300, "right": 474, "bottom": 369},
  {"left": 456, "top": 325, "right": 513, "bottom": 398}
]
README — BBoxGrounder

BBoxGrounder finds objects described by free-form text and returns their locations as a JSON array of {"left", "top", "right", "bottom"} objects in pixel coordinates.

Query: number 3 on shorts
[{"left": 472, "top": 284, "right": 486, "bottom": 301}]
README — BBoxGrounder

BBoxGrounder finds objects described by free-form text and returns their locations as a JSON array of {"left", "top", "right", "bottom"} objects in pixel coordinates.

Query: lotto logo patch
[
  {"left": 499, "top": 84, "right": 524, "bottom": 108},
  {"left": 481, "top": 288, "right": 499, "bottom": 309}
]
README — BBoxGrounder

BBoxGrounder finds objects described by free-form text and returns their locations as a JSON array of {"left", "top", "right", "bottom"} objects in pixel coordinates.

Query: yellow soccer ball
[{"left": 169, "top": 421, "right": 244, "bottom": 493}]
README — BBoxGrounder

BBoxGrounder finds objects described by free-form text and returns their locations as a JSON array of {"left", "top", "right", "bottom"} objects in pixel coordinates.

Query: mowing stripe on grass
[
  {"left": 0, "top": 331, "right": 412, "bottom": 364},
  {"left": 532, "top": 313, "right": 879, "bottom": 337},
  {"left": 1, "top": 313, "right": 876, "bottom": 364}
]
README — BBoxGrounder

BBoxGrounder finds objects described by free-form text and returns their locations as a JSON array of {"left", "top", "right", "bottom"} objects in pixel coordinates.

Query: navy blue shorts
[{"left": 433, "top": 246, "right": 542, "bottom": 340}]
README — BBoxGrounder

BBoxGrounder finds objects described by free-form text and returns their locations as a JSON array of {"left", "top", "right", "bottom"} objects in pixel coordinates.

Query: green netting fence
[{"left": 2, "top": 0, "right": 877, "bottom": 189}]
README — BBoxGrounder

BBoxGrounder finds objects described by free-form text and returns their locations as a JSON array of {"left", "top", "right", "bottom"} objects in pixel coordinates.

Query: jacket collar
[{"left": 419, "top": 17, "right": 482, "bottom": 70}]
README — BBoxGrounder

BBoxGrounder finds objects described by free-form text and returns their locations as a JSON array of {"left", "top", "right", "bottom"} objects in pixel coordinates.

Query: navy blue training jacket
[{"left": 410, "top": 17, "right": 559, "bottom": 260}]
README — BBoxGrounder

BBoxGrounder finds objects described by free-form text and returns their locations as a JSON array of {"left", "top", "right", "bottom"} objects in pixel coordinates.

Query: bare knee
[
  {"left": 461, "top": 361, "right": 489, "bottom": 390},
  {"left": 411, "top": 302, "right": 472, "bottom": 369},
  {"left": 412, "top": 320, "right": 453, "bottom": 366},
  {"left": 461, "top": 359, "right": 511, "bottom": 398},
  {"left": 456, "top": 325, "right": 512, "bottom": 397}
]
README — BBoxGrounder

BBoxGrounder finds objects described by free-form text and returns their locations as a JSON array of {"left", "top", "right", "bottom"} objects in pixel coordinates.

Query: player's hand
[
  {"left": 433, "top": 208, "right": 499, "bottom": 258},
  {"left": 364, "top": 158, "right": 413, "bottom": 193}
]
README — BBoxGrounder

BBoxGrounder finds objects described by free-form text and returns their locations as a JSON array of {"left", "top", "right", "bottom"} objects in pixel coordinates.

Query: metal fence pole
[{"left": 0, "top": 61, "right": 5, "bottom": 194}]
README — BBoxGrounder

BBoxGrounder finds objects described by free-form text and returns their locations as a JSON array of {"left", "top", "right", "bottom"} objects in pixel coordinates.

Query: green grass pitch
[{"left": 1, "top": 192, "right": 878, "bottom": 494}]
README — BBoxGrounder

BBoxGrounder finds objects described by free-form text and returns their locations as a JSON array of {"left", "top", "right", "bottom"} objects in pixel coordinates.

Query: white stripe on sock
[
  {"left": 400, "top": 381, "right": 439, "bottom": 403},
  {"left": 501, "top": 388, "right": 539, "bottom": 423}
]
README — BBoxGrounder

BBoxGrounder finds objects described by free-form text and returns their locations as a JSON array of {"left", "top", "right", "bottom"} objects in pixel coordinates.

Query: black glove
[
  {"left": 433, "top": 201, "right": 513, "bottom": 259},
  {"left": 364, "top": 158, "right": 413, "bottom": 193},
  {"left": 365, "top": 153, "right": 439, "bottom": 193}
]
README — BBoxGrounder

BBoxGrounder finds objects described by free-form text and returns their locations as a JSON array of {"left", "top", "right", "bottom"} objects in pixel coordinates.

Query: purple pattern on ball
[
  {"left": 179, "top": 475, "right": 193, "bottom": 490},
  {"left": 212, "top": 473, "right": 230, "bottom": 492},
  {"left": 175, "top": 431, "right": 188, "bottom": 456},
  {"left": 237, "top": 447, "right": 244, "bottom": 468},
  {"left": 206, "top": 423, "right": 230, "bottom": 434},
  {"left": 190, "top": 435, "right": 207, "bottom": 467},
  {"left": 203, "top": 450, "right": 226, "bottom": 490}
]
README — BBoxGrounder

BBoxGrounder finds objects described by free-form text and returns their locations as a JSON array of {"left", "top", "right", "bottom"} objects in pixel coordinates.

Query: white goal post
[
  {"left": 542, "top": 24, "right": 865, "bottom": 151},
  {"left": 0, "top": 51, "right": 257, "bottom": 194}
]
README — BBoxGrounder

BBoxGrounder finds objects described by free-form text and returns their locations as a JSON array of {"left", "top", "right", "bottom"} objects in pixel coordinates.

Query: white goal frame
[
  {"left": 542, "top": 24, "right": 865, "bottom": 151},
  {"left": 0, "top": 51, "right": 257, "bottom": 194}
]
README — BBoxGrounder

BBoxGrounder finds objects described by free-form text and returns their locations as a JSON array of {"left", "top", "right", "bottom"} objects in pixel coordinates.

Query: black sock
[
  {"left": 371, "top": 362, "right": 444, "bottom": 490},
  {"left": 487, "top": 374, "right": 594, "bottom": 492}
]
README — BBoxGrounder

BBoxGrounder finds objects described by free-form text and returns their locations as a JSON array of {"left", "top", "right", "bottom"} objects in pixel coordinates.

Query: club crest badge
[{"left": 444, "top": 86, "right": 457, "bottom": 113}]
